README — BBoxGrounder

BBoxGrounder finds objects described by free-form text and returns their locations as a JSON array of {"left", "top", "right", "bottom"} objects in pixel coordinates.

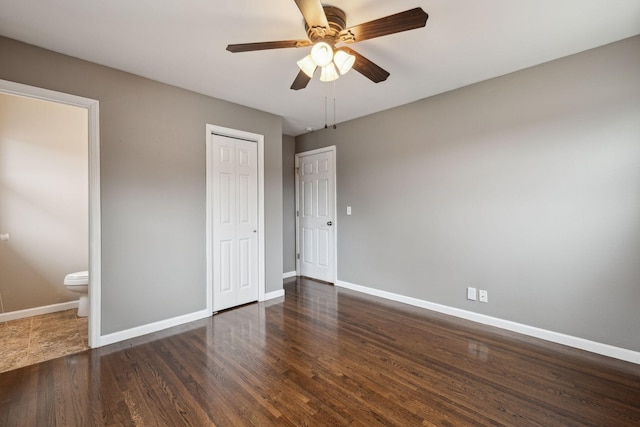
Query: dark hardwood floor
[{"left": 1, "top": 277, "right": 639, "bottom": 426}]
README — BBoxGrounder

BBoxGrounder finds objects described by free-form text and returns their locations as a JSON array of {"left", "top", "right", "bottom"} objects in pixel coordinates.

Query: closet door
[{"left": 211, "top": 134, "right": 258, "bottom": 311}]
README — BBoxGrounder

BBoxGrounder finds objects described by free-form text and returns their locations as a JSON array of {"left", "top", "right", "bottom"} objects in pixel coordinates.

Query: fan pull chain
[
  {"left": 333, "top": 80, "right": 337, "bottom": 129},
  {"left": 322, "top": 82, "right": 337, "bottom": 130},
  {"left": 324, "top": 96, "right": 328, "bottom": 129},
  {"left": 333, "top": 98, "right": 336, "bottom": 129}
]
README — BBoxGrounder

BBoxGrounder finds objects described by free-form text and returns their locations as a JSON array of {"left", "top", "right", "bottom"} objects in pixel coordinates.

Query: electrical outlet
[
  {"left": 479, "top": 290, "right": 488, "bottom": 303},
  {"left": 467, "top": 287, "right": 477, "bottom": 301}
]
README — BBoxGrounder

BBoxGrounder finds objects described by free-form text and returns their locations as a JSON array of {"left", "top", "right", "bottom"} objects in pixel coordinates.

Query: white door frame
[
  {"left": 295, "top": 146, "right": 337, "bottom": 282},
  {"left": 206, "top": 124, "right": 265, "bottom": 314},
  {"left": 0, "top": 79, "right": 102, "bottom": 348}
]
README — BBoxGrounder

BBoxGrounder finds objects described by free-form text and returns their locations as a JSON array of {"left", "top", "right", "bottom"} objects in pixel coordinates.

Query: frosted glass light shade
[
  {"left": 311, "top": 42, "right": 334, "bottom": 67},
  {"left": 320, "top": 63, "right": 339, "bottom": 82},
  {"left": 334, "top": 49, "right": 355, "bottom": 75},
  {"left": 297, "top": 55, "right": 317, "bottom": 78}
]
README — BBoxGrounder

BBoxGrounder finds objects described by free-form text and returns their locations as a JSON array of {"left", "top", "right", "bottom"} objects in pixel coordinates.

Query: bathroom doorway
[{"left": 0, "top": 80, "right": 101, "bottom": 359}]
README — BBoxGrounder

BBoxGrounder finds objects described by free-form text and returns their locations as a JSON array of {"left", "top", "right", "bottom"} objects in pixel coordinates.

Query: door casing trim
[{"left": 0, "top": 79, "right": 102, "bottom": 347}]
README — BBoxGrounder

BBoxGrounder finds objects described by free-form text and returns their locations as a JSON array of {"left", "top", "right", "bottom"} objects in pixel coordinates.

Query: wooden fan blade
[
  {"left": 293, "top": 0, "right": 329, "bottom": 32},
  {"left": 226, "top": 40, "right": 311, "bottom": 53},
  {"left": 291, "top": 70, "right": 312, "bottom": 90},
  {"left": 338, "top": 8, "right": 428, "bottom": 43},
  {"left": 341, "top": 47, "right": 390, "bottom": 83}
]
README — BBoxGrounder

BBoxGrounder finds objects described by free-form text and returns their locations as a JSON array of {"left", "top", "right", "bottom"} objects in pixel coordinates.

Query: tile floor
[{"left": 0, "top": 309, "right": 88, "bottom": 373}]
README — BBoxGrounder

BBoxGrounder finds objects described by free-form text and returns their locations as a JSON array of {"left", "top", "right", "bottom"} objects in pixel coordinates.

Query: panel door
[
  {"left": 298, "top": 149, "right": 335, "bottom": 282},
  {"left": 211, "top": 134, "right": 258, "bottom": 311}
]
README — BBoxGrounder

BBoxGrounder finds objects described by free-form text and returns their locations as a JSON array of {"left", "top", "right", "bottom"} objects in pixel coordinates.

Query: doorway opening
[{"left": 0, "top": 79, "right": 101, "bottom": 352}]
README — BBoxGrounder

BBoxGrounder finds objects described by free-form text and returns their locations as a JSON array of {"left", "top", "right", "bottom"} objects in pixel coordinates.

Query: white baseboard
[
  {"left": 98, "top": 309, "right": 211, "bottom": 347},
  {"left": 0, "top": 300, "right": 79, "bottom": 322},
  {"left": 262, "top": 289, "right": 285, "bottom": 300},
  {"left": 99, "top": 290, "right": 286, "bottom": 348},
  {"left": 336, "top": 280, "right": 640, "bottom": 365},
  {"left": 283, "top": 271, "right": 297, "bottom": 279}
]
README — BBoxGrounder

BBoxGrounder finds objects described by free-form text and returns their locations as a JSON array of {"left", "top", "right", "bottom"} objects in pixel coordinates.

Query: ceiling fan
[{"left": 226, "top": 0, "right": 428, "bottom": 90}]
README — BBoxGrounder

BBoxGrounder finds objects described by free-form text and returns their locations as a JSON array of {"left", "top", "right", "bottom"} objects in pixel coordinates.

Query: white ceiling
[{"left": 1, "top": 1, "right": 639, "bottom": 136}]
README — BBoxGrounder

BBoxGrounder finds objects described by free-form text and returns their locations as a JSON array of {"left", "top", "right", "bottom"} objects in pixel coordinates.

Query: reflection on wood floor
[
  {"left": 0, "top": 309, "right": 88, "bottom": 373},
  {"left": 0, "top": 278, "right": 639, "bottom": 425}
]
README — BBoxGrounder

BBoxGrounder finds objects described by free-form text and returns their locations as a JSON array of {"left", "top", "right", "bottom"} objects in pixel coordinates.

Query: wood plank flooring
[{"left": 1, "top": 277, "right": 639, "bottom": 426}]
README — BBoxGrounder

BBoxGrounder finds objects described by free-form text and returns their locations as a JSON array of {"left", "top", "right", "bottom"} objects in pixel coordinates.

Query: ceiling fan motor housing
[{"left": 306, "top": 6, "right": 347, "bottom": 44}]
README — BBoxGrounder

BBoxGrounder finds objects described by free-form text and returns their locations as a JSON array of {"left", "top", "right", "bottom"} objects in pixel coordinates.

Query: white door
[
  {"left": 211, "top": 134, "right": 258, "bottom": 311},
  {"left": 297, "top": 148, "right": 336, "bottom": 282}
]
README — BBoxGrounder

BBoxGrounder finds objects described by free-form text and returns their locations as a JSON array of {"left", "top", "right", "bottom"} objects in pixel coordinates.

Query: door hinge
[
  {"left": 296, "top": 253, "right": 300, "bottom": 260},
  {"left": 296, "top": 210, "right": 299, "bottom": 217},
  {"left": 295, "top": 167, "right": 300, "bottom": 175}
]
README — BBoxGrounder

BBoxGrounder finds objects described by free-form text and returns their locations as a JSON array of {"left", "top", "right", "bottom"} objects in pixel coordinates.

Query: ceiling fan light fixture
[
  {"left": 320, "top": 63, "right": 339, "bottom": 82},
  {"left": 333, "top": 49, "right": 356, "bottom": 75},
  {"left": 226, "top": 5, "right": 429, "bottom": 90},
  {"left": 311, "top": 41, "right": 334, "bottom": 67},
  {"left": 297, "top": 55, "right": 317, "bottom": 78}
]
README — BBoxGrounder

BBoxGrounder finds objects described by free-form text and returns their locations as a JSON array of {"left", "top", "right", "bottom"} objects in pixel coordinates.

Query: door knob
[{"left": 327, "top": 221, "right": 333, "bottom": 226}]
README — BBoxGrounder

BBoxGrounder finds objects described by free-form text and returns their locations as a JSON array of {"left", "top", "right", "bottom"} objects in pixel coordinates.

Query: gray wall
[
  {"left": 282, "top": 134, "right": 296, "bottom": 274},
  {"left": 296, "top": 36, "right": 640, "bottom": 352},
  {"left": 0, "top": 36, "right": 283, "bottom": 335}
]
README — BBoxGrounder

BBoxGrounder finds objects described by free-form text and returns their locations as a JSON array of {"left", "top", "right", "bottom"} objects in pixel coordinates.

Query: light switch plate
[
  {"left": 347, "top": 206, "right": 352, "bottom": 215},
  {"left": 467, "top": 287, "right": 477, "bottom": 301}
]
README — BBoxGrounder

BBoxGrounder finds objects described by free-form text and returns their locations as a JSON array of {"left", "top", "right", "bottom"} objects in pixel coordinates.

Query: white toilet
[{"left": 64, "top": 270, "right": 89, "bottom": 317}]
